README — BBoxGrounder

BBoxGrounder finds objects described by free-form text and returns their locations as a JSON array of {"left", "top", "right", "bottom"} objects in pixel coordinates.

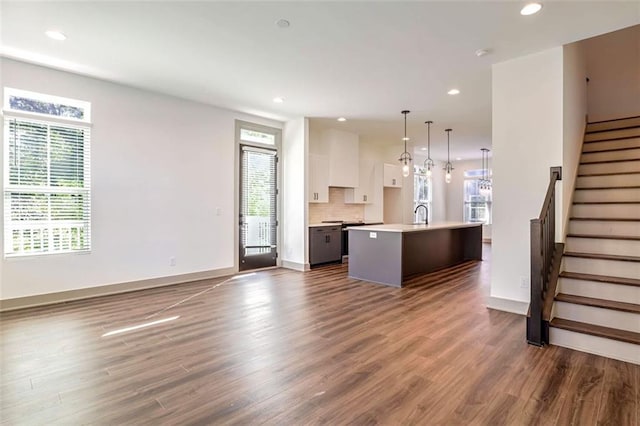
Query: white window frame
[
  {"left": 413, "top": 165, "right": 432, "bottom": 223},
  {"left": 463, "top": 168, "right": 492, "bottom": 225},
  {"left": 3, "top": 88, "right": 92, "bottom": 258}
]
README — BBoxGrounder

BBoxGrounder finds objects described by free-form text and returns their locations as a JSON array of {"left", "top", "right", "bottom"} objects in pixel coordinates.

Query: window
[
  {"left": 240, "top": 128, "right": 275, "bottom": 145},
  {"left": 3, "top": 88, "right": 91, "bottom": 257},
  {"left": 463, "top": 169, "right": 492, "bottom": 224},
  {"left": 413, "top": 165, "right": 432, "bottom": 223}
]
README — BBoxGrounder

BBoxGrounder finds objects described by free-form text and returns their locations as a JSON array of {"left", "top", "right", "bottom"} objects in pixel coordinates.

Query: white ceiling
[{"left": 2, "top": 1, "right": 639, "bottom": 160}]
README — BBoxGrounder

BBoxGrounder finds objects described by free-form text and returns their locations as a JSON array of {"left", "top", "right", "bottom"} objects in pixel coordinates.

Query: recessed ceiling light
[
  {"left": 276, "top": 19, "right": 290, "bottom": 28},
  {"left": 520, "top": 3, "right": 542, "bottom": 15},
  {"left": 448, "top": 89, "right": 460, "bottom": 95},
  {"left": 45, "top": 30, "right": 66, "bottom": 41},
  {"left": 337, "top": 117, "right": 347, "bottom": 122},
  {"left": 456, "top": 157, "right": 462, "bottom": 161},
  {"left": 421, "top": 147, "right": 427, "bottom": 151},
  {"left": 273, "top": 97, "right": 284, "bottom": 103},
  {"left": 475, "top": 48, "right": 490, "bottom": 57}
]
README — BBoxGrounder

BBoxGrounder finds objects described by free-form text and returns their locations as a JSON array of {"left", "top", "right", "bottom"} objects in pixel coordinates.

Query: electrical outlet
[
  {"left": 520, "top": 276, "right": 529, "bottom": 288},
  {"left": 169, "top": 257, "right": 176, "bottom": 267}
]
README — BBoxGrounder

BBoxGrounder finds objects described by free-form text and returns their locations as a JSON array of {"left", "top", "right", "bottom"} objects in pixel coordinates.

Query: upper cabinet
[
  {"left": 383, "top": 163, "right": 403, "bottom": 188},
  {"left": 345, "top": 158, "right": 374, "bottom": 204},
  {"left": 322, "top": 129, "right": 359, "bottom": 188},
  {"left": 309, "top": 154, "right": 329, "bottom": 203}
]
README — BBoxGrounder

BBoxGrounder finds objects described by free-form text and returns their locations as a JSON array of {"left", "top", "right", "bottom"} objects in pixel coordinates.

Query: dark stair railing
[{"left": 527, "top": 166, "right": 563, "bottom": 346}]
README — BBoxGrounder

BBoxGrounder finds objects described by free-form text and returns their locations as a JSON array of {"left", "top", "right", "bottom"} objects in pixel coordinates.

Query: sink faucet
[{"left": 414, "top": 204, "right": 429, "bottom": 225}]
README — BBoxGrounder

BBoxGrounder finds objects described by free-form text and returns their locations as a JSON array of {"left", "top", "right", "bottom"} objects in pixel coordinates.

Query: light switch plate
[{"left": 370, "top": 232, "right": 377, "bottom": 239}]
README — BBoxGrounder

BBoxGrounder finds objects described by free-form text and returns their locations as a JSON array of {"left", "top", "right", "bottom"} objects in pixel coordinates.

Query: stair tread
[
  {"left": 570, "top": 217, "right": 640, "bottom": 222},
  {"left": 564, "top": 251, "right": 640, "bottom": 262},
  {"left": 559, "top": 271, "right": 640, "bottom": 287},
  {"left": 586, "top": 125, "right": 640, "bottom": 135},
  {"left": 578, "top": 171, "right": 640, "bottom": 177},
  {"left": 575, "top": 186, "right": 640, "bottom": 190},
  {"left": 588, "top": 115, "right": 640, "bottom": 124},
  {"left": 550, "top": 318, "right": 640, "bottom": 345},
  {"left": 584, "top": 135, "right": 640, "bottom": 143},
  {"left": 555, "top": 293, "right": 640, "bottom": 313},
  {"left": 580, "top": 158, "right": 640, "bottom": 165},
  {"left": 583, "top": 146, "right": 640, "bottom": 154},
  {"left": 573, "top": 201, "right": 640, "bottom": 204},
  {"left": 566, "top": 233, "right": 640, "bottom": 241}
]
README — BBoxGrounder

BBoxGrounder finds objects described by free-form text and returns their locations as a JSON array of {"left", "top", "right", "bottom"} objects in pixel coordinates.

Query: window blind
[
  {"left": 4, "top": 117, "right": 91, "bottom": 256},
  {"left": 240, "top": 145, "right": 277, "bottom": 256}
]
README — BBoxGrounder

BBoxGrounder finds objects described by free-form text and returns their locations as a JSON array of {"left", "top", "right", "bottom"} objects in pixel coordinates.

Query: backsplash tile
[{"left": 309, "top": 187, "right": 364, "bottom": 223}]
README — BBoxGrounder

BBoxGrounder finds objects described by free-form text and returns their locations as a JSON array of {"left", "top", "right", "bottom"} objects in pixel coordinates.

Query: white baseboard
[
  {"left": 281, "top": 260, "right": 309, "bottom": 271},
  {"left": 0, "top": 267, "right": 236, "bottom": 312},
  {"left": 486, "top": 296, "right": 529, "bottom": 315}
]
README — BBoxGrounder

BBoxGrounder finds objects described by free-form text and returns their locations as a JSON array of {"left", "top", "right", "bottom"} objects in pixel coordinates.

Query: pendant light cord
[{"left": 426, "top": 121, "right": 432, "bottom": 161}]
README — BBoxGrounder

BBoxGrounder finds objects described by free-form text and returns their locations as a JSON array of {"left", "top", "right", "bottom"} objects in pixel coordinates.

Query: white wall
[
  {"left": 1, "top": 58, "right": 282, "bottom": 300},
  {"left": 563, "top": 42, "right": 588, "bottom": 236},
  {"left": 282, "top": 118, "right": 308, "bottom": 270},
  {"left": 490, "top": 47, "right": 564, "bottom": 313},
  {"left": 585, "top": 25, "right": 640, "bottom": 122}
]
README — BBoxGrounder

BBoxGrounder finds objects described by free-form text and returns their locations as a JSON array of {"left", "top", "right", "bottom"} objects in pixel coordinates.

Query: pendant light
[
  {"left": 444, "top": 128, "right": 454, "bottom": 184},
  {"left": 399, "top": 110, "right": 412, "bottom": 178},
  {"left": 479, "top": 148, "right": 491, "bottom": 196},
  {"left": 423, "top": 120, "right": 434, "bottom": 178}
]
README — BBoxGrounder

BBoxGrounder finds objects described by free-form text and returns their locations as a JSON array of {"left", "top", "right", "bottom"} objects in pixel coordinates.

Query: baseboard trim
[
  {"left": 486, "top": 296, "right": 529, "bottom": 315},
  {"left": 0, "top": 267, "right": 236, "bottom": 312},
  {"left": 281, "top": 260, "right": 310, "bottom": 272}
]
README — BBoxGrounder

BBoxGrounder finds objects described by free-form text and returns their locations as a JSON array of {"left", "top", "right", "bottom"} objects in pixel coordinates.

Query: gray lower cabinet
[{"left": 309, "top": 226, "right": 341, "bottom": 266}]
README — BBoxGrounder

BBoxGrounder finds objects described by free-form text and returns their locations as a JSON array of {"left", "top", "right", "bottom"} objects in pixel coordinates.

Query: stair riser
[
  {"left": 576, "top": 173, "right": 640, "bottom": 188},
  {"left": 573, "top": 188, "right": 640, "bottom": 203},
  {"left": 568, "top": 220, "right": 640, "bottom": 238},
  {"left": 559, "top": 278, "right": 640, "bottom": 304},
  {"left": 583, "top": 137, "right": 640, "bottom": 153},
  {"left": 584, "top": 127, "right": 640, "bottom": 142},
  {"left": 566, "top": 237, "right": 640, "bottom": 257},
  {"left": 581, "top": 148, "right": 640, "bottom": 163},
  {"left": 572, "top": 203, "right": 640, "bottom": 219},
  {"left": 563, "top": 257, "right": 640, "bottom": 280},
  {"left": 554, "top": 301, "right": 640, "bottom": 333},
  {"left": 550, "top": 328, "right": 640, "bottom": 364},
  {"left": 587, "top": 117, "right": 640, "bottom": 132},
  {"left": 579, "top": 160, "right": 640, "bottom": 175}
]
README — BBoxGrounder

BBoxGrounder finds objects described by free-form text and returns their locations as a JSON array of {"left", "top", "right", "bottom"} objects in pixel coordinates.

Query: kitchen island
[{"left": 347, "top": 222, "right": 482, "bottom": 287}]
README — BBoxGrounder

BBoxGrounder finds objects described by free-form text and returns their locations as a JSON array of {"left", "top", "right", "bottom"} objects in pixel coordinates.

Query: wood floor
[{"left": 1, "top": 245, "right": 638, "bottom": 425}]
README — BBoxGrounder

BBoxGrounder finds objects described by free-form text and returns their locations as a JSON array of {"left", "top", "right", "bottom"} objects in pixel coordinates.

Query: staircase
[{"left": 549, "top": 115, "right": 640, "bottom": 365}]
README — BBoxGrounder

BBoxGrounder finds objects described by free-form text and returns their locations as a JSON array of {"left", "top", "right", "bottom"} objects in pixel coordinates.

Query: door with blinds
[{"left": 239, "top": 145, "right": 278, "bottom": 270}]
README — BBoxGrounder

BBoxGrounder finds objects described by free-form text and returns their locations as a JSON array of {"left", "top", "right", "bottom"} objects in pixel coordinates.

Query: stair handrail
[{"left": 527, "top": 166, "right": 562, "bottom": 346}]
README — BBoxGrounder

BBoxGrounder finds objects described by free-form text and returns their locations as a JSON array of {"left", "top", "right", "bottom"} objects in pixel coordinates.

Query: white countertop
[
  {"left": 309, "top": 222, "right": 342, "bottom": 228},
  {"left": 309, "top": 222, "right": 383, "bottom": 228},
  {"left": 346, "top": 222, "right": 482, "bottom": 233}
]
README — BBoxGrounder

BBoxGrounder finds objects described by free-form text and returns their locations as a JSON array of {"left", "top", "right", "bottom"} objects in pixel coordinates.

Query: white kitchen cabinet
[
  {"left": 309, "top": 154, "right": 329, "bottom": 203},
  {"left": 344, "top": 159, "right": 374, "bottom": 204},
  {"left": 322, "top": 129, "right": 359, "bottom": 188},
  {"left": 383, "top": 163, "right": 403, "bottom": 188}
]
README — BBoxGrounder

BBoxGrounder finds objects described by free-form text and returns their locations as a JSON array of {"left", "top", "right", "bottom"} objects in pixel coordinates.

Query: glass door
[{"left": 239, "top": 145, "right": 278, "bottom": 271}]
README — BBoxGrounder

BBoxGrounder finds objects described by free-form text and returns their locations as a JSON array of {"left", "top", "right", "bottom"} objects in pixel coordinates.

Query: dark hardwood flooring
[{"left": 1, "top": 245, "right": 638, "bottom": 425}]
